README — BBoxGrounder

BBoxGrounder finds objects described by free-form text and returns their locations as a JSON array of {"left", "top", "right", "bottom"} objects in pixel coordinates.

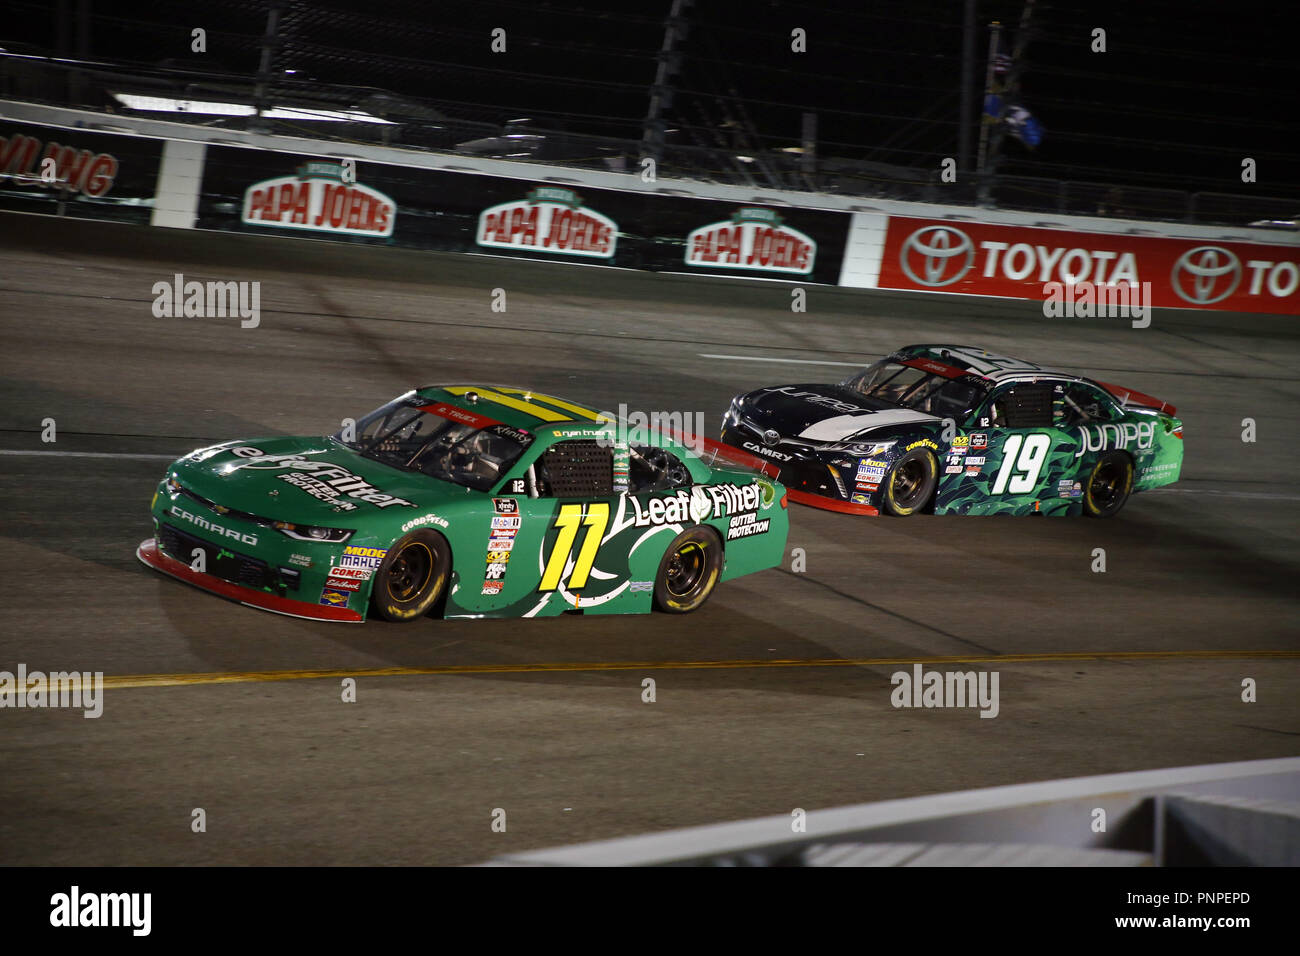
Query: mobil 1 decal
[
  {"left": 478, "top": 186, "right": 617, "bottom": 259},
  {"left": 242, "top": 161, "right": 395, "bottom": 237},
  {"left": 685, "top": 207, "right": 816, "bottom": 275}
]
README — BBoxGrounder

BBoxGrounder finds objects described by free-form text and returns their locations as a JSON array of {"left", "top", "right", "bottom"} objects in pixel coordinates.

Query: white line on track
[
  {"left": 700, "top": 353, "right": 864, "bottom": 366},
  {"left": 0, "top": 449, "right": 176, "bottom": 460}
]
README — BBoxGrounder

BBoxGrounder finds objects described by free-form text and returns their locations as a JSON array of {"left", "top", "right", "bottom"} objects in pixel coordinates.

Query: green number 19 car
[
  {"left": 720, "top": 344, "right": 1183, "bottom": 518},
  {"left": 138, "top": 386, "right": 789, "bottom": 623}
]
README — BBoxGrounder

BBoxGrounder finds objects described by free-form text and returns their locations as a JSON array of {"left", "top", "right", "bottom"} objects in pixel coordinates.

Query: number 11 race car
[
  {"left": 720, "top": 344, "right": 1183, "bottom": 518},
  {"left": 138, "top": 386, "right": 789, "bottom": 623}
]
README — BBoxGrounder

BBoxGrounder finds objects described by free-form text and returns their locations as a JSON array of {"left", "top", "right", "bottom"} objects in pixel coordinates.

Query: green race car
[
  {"left": 720, "top": 344, "right": 1184, "bottom": 517},
  {"left": 138, "top": 386, "right": 789, "bottom": 622}
]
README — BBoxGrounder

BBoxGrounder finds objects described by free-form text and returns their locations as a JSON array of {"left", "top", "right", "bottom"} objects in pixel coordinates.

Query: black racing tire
[
  {"left": 370, "top": 530, "right": 451, "bottom": 622},
  {"left": 653, "top": 527, "right": 723, "bottom": 614},
  {"left": 1082, "top": 451, "right": 1133, "bottom": 518},
  {"left": 881, "top": 447, "right": 939, "bottom": 516}
]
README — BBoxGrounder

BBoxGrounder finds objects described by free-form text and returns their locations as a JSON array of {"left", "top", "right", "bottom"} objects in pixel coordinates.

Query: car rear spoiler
[{"left": 1096, "top": 381, "right": 1177, "bottom": 417}]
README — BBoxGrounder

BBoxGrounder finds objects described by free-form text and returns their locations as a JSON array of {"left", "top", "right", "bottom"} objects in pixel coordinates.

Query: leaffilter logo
[
  {"left": 900, "top": 225, "right": 974, "bottom": 287},
  {"left": 1170, "top": 245, "right": 1241, "bottom": 304}
]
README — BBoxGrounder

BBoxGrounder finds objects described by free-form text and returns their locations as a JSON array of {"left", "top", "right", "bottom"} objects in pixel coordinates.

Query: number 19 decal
[
  {"left": 539, "top": 502, "right": 610, "bottom": 591},
  {"left": 991, "top": 433, "right": 1051, "bottom": 494}
]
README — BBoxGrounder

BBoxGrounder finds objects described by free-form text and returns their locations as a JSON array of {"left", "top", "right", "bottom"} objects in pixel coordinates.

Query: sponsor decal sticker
[
  {"left": 318, "top": 587, "right": 351, "bottom": 607},
  {"left": 970, "top": 433, "right": 988, "bottom": 449},
  {"left": 287, "top": 553, "right": 313, "bottom": 567},
  {"left": 477, "top": 187, "right": 617, "bottom": 259},
  {"left": 726, "top": 513, "right": 771, "bottom": 540},
  {"left": 629, "top": 581, "right": 654, "bottom": 593},
  {"left": 233, "top": 451, "right": 417, "bottom": 510},
  {"left": 401, "top": 513, "right": 449, "bottom": 532},
  {"left": 628, "top": 483, "right": 763, "bottom": 527},
  {"left": 685, "top": 208, "right": 816, "bottom": 275},
  {"left": 493, "top": 498, "right": 519, "bottom": 515},
  {"left": 243, "top": 163, "right": 395, "bottom": 237},
  {"left": 328, "top": 565, "right": 371, "bottom": 581},
  {"left": 324, "top": 576, "right": 362, "bottom": 592},
  {"left": 491, "top": 515, "right": 522, "bottom": 530},
  {"left": 907, "top": 439, "right": 940, "bottom": 453},
  {"left": 481, "top": 580, "right": 503, "bottom": 596},
  {"left": 338, "top": 545, "right": 387, "bottom": 570},
  {"left": 1074, "top": 421, "right": 1156, "bottom": 457},
  {"left": 856, "top": 459, "right": 888, "bottom": 481}
]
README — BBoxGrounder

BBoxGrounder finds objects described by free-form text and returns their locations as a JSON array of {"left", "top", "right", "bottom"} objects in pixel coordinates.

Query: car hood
[
  {"left": 168, "top": 436, "right": 476, "bottom": 524},
  {"left": 738, "top": 384, "right": 940, "bottom": 443}
]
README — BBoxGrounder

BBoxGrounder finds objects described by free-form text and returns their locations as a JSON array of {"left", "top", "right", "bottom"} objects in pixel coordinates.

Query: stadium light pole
[
  {"left": 251, "top": 0, "right": 285, "bottom": 133},
  {"left": 959, "top": 0, "right": 977, "bottom": 179},
  {"left": 641, "top": 0, "right": 693, "bottom": 166}
]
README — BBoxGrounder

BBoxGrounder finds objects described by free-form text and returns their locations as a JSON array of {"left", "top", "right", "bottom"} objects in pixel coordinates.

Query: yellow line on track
[{"left": 100, "top": 649, "right": 1300, "bottom": 691}]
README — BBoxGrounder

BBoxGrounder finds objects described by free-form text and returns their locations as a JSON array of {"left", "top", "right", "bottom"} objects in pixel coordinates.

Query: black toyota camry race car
[{"left": 719, "top": 344, "right": 1183, "bottom": 518}]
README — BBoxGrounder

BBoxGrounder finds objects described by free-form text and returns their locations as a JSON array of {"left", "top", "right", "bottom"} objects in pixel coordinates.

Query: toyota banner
[{"left": 875, "top": 215, "right": 1300, "bottom": 315}]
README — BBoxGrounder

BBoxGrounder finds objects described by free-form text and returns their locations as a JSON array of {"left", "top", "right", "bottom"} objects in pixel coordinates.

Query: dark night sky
[{"left": 6, "top": 0, "right": 1299, "bottom": 197}]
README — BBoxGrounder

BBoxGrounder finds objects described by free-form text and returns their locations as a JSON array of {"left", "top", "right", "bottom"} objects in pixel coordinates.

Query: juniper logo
[
  {"left": 50, "top": 886, "right": 151, "bottom": 936},
  {"left": 0, "top": 664, "right": 103, "bottom": 718},
  {"left": 890, "top": 663, "right": 999, "bottom": 718}
]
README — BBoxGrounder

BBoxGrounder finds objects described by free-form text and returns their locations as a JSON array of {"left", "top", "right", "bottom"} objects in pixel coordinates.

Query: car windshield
[
  {"left": 842, "top": 361, "right": 984, "bottom": 419},
  {"left": 334, "top": 395, "right": 532, "bottom": 492}
]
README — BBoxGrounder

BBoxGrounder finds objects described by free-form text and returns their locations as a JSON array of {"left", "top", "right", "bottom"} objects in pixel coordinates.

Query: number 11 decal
[
  {"left": 991, "top": 433, "right": 1052, "bottom": 494},
  {"left": 539, "top": 502, "right": 610, "bottom": 592}
]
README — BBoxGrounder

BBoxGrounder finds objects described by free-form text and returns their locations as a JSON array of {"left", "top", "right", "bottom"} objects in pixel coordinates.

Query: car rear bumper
[{"left": 137, "top": 538, "right": 364, "bottom": 623}]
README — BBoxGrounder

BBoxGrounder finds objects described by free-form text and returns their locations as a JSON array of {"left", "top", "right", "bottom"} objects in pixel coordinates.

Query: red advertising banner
[{"left": 878, "top": 216, "right": 1300, "bottom": 315}]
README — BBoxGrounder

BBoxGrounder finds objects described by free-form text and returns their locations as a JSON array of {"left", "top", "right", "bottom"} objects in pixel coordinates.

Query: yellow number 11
[{"left": 539, "top": 502, "right": 610, "bottom": 592}]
